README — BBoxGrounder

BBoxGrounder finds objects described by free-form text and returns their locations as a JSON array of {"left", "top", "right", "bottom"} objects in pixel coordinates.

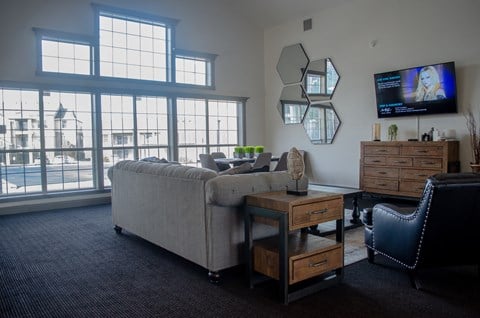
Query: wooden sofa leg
[
  {"left": 208, "top": 271, "right": 221, "bottom": 285},
  {"left": 114, "top": 225, "right": 122, "bottom": 234}
]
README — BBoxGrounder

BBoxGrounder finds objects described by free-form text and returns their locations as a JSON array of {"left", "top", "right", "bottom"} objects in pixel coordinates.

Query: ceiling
[{"left": 225, "top": 0, "right": 354, "bottom": 29}]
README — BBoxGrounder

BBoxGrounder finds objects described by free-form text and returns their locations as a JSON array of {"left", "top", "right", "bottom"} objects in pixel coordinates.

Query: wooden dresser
[{"left": 359, "top": 141, "right": 460, "bottom": 198}]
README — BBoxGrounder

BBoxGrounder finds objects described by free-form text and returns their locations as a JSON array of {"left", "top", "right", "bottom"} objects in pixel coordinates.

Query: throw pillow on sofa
[
  {"left": 140, "top": 156, "right": 169, "bottom": 163},
  {"left": 218, "top": 162, "right": 252, "bottom": 175}
]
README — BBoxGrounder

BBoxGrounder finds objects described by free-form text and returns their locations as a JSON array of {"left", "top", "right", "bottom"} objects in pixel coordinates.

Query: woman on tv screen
[{"left": 415, "top": 66, "right": 446, "bottom": 101}]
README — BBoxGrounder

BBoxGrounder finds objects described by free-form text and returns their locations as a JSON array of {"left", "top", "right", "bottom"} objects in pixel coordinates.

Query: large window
[
  {"left": 0, "top": 89, "right": 40, "bottom": 196},
  {"left": 41, "top": 40, "right": 91, "bottom": 75},
  {"left": 177, "top": 98, "right": 207, "bottom": 166},
  {"left": 0, "top": 89, "right": 95, "bottom": 195},
  {"left": 136, "top": 96, "right": 169, "bottom": 160},
  {"left": 208, "top": 100, "right": 239, "bottom": 156},
  {"left": 1, "top": 86, "right": 243, "bottom": 198},
  {"left": 98, "top": 8, "right": 172, "bottom": 82},
  {"left": 2, "top": 5, "right": 245, "bottom": 200},
  {"left": 175, "top": 50, "right": 216, "bottom": 87},
  {"left": 43, "top": 91, "right": 94, "bottom": 191},
  {"left": 34, "top": 28, "right": 94, "bottom": 76}
]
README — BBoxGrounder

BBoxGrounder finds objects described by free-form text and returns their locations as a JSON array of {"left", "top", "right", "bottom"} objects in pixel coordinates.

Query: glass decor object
[
  {"left": 304, "top": 58, "right": 340, "bottom": 102},
  {"left": 303, "top": 102, "right": 341, "bottom": 144},
  {"left": 276, "top": 43, "right": 309, "bottom": 85},
  {"left": 277, "top": 84, "right": 310, "bottom": 124}
]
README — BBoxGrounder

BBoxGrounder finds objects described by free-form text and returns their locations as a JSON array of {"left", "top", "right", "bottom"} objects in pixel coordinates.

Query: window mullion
[
  {"left": 39, "top": 90, "right": 47, "bottom": 193},
  {"left": 168, "top": 97, "right": 177, "bottom": 162},
  {"left": 133, "top": 95, "right": 138, "bottom": 160}
]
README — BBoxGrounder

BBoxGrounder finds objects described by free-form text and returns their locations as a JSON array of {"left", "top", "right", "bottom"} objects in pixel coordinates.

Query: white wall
[
  {"left": 264, "top": 0, "right": 480, "bottom": 187},
  {"left": 0, "top": 0, "right": 266, "bottom": 146}
]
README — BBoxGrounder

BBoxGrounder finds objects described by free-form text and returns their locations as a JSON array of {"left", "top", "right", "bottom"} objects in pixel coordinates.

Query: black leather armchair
[{"left": 364, "top": 173, "right": 480, "bottom": 288}]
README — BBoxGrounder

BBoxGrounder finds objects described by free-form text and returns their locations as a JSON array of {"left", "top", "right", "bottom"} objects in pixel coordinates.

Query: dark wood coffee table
[{"left": 308, "top": 183, "right": 364, "bottom": 224}]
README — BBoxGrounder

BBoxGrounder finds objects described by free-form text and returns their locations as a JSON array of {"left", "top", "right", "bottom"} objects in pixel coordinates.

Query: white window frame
[{"left": 33, "top": 28, "right": 95, "bottom": 77}]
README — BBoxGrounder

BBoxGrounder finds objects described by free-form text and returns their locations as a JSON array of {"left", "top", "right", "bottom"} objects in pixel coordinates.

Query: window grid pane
[
  {"left": 208, "top": 100, "right": 238, "bottom": 151},
  {"left": 101, "top": 94, "right": 135, "bottom": 185},
  {"left": 0, "top": 89, "right": 41, "bottom": 196},
  {"left": 175, "top": 56, "right": 207, "bottom": 86},
  {"left": 99, "top": 14, "right": 169, "bottom": 81},
  {"left": 136, "top": 96, "right": 168, "bottom": 147},
  {"left": 41, "top": 39, "right": 91, "bottom": 75},
  {"left": 177, "top": 98, "right": 206, "bottom": 148},
  {"left": 43, "top": 91, "right": 94, "bottom": 192}
]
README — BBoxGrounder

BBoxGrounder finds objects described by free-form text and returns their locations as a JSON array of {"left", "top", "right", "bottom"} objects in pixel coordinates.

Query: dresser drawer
[
  {"left": 364, "top": 156, "right": 386, "bottom": 165},
  {"left": 290, "top": 245, "right": 342, "bottom": 284},
  {"left": 364, "top": 145, "right": 400, "bottom": 155},
  {"left": 364, "top": 166, "right": 398, "bottom": 178},
  {"left": 363, "top": 177, "right": 398, "bottom": 191},
  {"left": 400, "top": 168, "right": 441, "bottom": 180},
  {"left": 290, "top": 199, "right": 343, "bottom": 230},
  {"left": 386, "top": 157, "right": 413, "bottom": 167},
  {"left": 399, "top": 180, "right": 426, "bottom": 195},
  {"left": 402, "top": 146, "right": 444, "bottom": 157},
  {"left": 413, "top": 158, "right": 443, "bottom": 169}
]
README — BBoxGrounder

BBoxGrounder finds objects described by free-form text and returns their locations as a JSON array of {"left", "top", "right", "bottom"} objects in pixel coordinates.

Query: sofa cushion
[
  {"left": 113, "top": 160, "right": 217, "bottom": 181},
  {"left": 205, "top": 171, "right": 308, "bottom": 207}
]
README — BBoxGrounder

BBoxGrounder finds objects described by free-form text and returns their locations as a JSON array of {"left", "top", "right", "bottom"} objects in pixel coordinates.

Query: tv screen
[{"left": 374, "top": 61, "right": 457, "bottom": 118}]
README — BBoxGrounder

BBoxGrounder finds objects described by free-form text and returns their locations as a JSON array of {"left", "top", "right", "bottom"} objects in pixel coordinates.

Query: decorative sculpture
[{"left": 287, "top": 147, "right": 308, "bottom": 196}]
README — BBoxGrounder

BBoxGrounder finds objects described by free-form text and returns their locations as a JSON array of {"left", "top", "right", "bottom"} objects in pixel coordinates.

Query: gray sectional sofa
[{"left": 109, "top": 160, "right": 308, "bottom": 281}]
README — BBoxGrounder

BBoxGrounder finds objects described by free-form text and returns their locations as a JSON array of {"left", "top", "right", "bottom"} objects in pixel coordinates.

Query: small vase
[{"left": 470, "top": 163, "right": 480, "bottom": 173}]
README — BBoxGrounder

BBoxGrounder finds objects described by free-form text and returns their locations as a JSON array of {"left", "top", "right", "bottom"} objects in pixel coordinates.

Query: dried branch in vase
[{"left": 465, "top": 109, "right": 480, "bottom": 164}]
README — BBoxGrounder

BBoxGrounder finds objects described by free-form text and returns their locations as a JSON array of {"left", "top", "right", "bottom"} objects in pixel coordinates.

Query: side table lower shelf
[
  {"left": 244, "top": 190, "right": 345, "bottom": 304},
  {"left": 249, "top": 232, "right": 344, "bottom": 304},
  {"left": 254, "top": 234, "right": 343, "bottom": 285}
]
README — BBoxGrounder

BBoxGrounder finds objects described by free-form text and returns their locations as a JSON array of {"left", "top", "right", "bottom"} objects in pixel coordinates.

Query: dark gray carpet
[{"left": 1, "top": 204, "right": 479, "bottom": 318}]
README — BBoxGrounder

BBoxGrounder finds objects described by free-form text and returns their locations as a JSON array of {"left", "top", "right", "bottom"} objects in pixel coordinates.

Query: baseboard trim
[{"left": 0, "top": 193, "right": 111, "bottom": 215}]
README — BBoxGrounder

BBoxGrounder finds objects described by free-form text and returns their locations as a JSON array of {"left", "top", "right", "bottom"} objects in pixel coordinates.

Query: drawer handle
[
  {"left": 377, "top": 171, "right": 387, "bottom": 175},
  {"left": 376, "top": 149, "right": 387, "bottom": 153},
  {"left": 422, "top": 162, "right": 435, "bottom": 165},
  {"left": 394, "top": 160, "right": 408, "bottom": 164},
  {"left": 416, "top": 150, "right": 428, "bottom": 153},
  {"left": 307, "top": 208, "right": 328, "bottom": 215},
  {"left": 309, "top": 260, "right": 328, "bottom": 267},
  {"left": 418, "top": 174, "right": 429, "bottom": 177},
  {"left": 372, "top": 160, "right": 382, "bottom": 163},
  {"left": 377, "top": 183, "right": 387, "bottom": 186}
]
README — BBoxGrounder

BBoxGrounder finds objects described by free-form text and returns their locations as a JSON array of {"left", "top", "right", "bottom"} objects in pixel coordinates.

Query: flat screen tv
[{"left": 374, "top": 61, "right": 457, "bottom": 118}]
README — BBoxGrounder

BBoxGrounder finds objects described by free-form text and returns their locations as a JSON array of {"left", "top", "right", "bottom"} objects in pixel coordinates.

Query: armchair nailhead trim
[{"left": 370, "top": 183, "right": 434, "bottom": 269}]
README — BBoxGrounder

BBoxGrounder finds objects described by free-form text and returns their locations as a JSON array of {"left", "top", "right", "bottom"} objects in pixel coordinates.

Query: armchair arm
[{"left": 372, "top": 203, "right": 423, "bottom": 267}]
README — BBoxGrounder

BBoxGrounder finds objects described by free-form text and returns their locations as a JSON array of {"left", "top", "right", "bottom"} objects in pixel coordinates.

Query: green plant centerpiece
[
  {"left": 244, "top": 146, "right": 255, "bottom": 158},
  {"left": 465, "top": 109, "right": 480, "bottom": 172},
  {"left": 254, "top": 145, "right": 264, "bottom": 156},
  {"left": 234, "top": 146, "right": 245, "bottom": 158},
  {"left": 387, "top": 124, "right": 398, "bottom": 141}
]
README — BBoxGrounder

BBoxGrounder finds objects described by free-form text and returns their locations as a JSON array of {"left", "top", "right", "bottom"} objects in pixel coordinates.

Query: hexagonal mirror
[
  {"left": 304, "top": 58, "right": 340, "bottom": 102},
  {"left": 276, "top": 43, "right": 310, "bottom": 85},
  {"left": 277, "top": 84, "right": 310, "bottom": 124},
  {"left": 303, "top": 102, "right": 341, "bottom": 144}
]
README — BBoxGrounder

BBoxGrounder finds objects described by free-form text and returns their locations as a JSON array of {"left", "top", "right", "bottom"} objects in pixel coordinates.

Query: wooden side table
[{"left": 244, "top": 190, "right": 344, "bottom": 304}]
